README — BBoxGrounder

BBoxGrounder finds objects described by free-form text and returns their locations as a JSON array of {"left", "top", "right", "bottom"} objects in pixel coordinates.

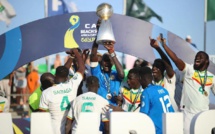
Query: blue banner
[{"left": 0, "top": 12, "right": 215, "bottom": 79}]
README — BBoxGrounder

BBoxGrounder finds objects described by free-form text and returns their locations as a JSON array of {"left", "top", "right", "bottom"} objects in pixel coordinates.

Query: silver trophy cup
[{"left": 96, "top": 3, "right": 116, "bottom": 44}]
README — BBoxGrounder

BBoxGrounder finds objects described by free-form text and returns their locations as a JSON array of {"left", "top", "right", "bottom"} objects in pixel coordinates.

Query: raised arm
[
  {"left": 66, "top": 48, "right": 85, "bottom": 77},
  {"left": 64, "top": 55, "right": 73, "bottom": 70},
  {"left": 90, "top": 40, "right": 99, "bottom": 62},
  {"left": 149, "top": 37, "right": 174, "bottom": 78},
  {"left": 161, "top": 38, "right": 185, "bottom": 71},
  {"left": 103, "top": 42, "right": 125, "bottom": 79},
  {"left": 90, "top": 19, "right": 101, "bottom": 63},
  {"left": 73, "top": 49, "right": 85, "bottom": 76}
]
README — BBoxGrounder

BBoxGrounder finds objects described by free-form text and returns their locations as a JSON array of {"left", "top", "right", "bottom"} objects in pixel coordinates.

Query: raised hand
[
  {"left": 66, "top": 48, "right": 79, "bottom": 58},
  {"left": 149, "top": 36, "right": 159, "bottom": 48},
  {"left": 82, "top": 49, "right": 90, "bottom": 61},
  {"left": 157, "top": 35, "right": 167, "bottom": 46},
  {"left": 113, "top": 92, "right": 123, "bottom": 106},
  {"left": 103, "top": 41, "right": 115, "bottom": 53},
  {"left": 96, "top": 19, "right": 102, "bottom": 30}
]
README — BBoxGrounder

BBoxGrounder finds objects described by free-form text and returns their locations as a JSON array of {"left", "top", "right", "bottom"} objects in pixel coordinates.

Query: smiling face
[
  {"left": 152, "top": 66, "right": 162, "bottom": 80},
  {"left": 152, "top": 59, "right": 165, "bottom": 82},
  {"left": 101, "top": 54, "right": 113, "bottom": 73},
  {"left": 193, "top": 52, "right": 209, "bottom": 71}
]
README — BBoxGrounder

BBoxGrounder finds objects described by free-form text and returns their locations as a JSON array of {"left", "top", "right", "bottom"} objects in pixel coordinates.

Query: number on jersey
[
  {"left": 81, "top": 102, "right": 94, "bottom": 112},
  {"left": 159, "top": 95, "right": 171, "bottom": 113},
  {"left": 60, "top": 96, "right": 70, "bottom": 111}
]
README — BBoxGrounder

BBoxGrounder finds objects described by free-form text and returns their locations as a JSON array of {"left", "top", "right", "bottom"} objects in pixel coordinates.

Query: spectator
[
  {"left": 27, "top": 66, "right": 40, "bottom": 94},
  {"left": 149, "top": 36, "right": 178, "bottom": 111},
  {"left": 66, "top": 76, "right": 110, "bottom": 134},
  {"left": 39, "top": 48, "right": 85, "bottom": 134},
  {"left": 161, "top": 37, "right": 215, "bottom": 134},
  {"left": 185, "top": 35, "right": 197, "bottom": 48},
  {"left": 26, "top": 62, "right": 34, "bottom": 77},
  {"left": 14, "top": 66, "right": 27, "bottom": 108},
  {"left": 28, "top": 72, "right": 55, "bottom": 113},
  {"left": 54, "top": 54, "right": 62, "bottom": 69},
  {"left": 139, "top": 67, "right": 174, "bottom": 134},
  {"left": 133, "top": 58, "right": 143, "bottom": 68}
]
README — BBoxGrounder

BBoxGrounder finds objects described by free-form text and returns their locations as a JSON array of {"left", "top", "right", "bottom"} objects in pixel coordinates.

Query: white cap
[{"left": 186, "top": 35, "right": 191, "bottom": 39}]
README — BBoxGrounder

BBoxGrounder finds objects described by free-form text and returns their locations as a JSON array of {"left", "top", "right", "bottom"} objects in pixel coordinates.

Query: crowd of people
[
  {"left": 0, "top": 62, "right": 40, "bottom": 112},
  {"left": 0, "top": 21, "right": 215, "bottom": 134}
]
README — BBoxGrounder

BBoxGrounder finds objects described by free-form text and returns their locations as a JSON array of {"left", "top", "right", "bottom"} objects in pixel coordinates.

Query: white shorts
[{"left": 16, "top": 79, "right": 27, "bottom": 88}]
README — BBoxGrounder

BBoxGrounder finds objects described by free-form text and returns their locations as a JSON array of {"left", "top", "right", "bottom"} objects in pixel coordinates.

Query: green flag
[
  {"left": 207, "top": 0, "right": 215, "bottom": 21},
  {"left": 126, "top": 0, "right": 162, "bottom": 22}
]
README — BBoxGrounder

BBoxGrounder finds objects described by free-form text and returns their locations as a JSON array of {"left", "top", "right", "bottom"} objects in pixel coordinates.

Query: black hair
[
  {"left": 86, "top": 76, "right": 99, "bottom": 88},
  {"left": 129, "top": 67, "right": 140, "bottom": 78},
  {"left": 141, "top": 60, "right": 148, "bottom": 67},
  {"left": 40, "top": 73, "right": 55, "bottom": 90},
  {"left": 153, "top": 59, "right": 166, "bottom": 76},
  {"left": 133, "top": 59, "right": 142, "bottom": 68},
  {"left": 139, "top": 67, "right": 153, "bottom": 81},
  {"left": 102, "top": 53, "right": 111, "bottom": 62},
  {"left": 55, "top": 66, "right": 69, "bottom": 78}
]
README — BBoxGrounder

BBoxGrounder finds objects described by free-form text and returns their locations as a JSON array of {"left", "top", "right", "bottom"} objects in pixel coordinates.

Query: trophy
[{"left": 96, "top": 3, "right": 116, "bottom": 44}]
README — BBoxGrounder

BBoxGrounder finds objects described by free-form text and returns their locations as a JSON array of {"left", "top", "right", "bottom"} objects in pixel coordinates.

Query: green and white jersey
[
  {"left": 67, "top": 92, "right": 109, "bottom": 134},
  {"left": 39, "top": 72, "right": 83, "bottom": 134}
]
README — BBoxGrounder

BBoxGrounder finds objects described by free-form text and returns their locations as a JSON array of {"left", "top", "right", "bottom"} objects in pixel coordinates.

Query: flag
[
  {"left": 62, "top": 0, "right": 78, "bottom": 13},
  {"left": 0, "top": 0, "right": 16, "bottom": 26},
  {"left": 126, "top": 0, "right": 162, "bottom": 22},
  {"left": 207, "top": 0, "right": 215, "bottom": 21}
]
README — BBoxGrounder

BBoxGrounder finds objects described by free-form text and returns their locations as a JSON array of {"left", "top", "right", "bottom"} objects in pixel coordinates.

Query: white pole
[
  {"left": 122, "top": 0, "right": 127, "bottom": 68},
  {"left": 123, "top": 0, "right": 127, "bottom": 15},
  {"left": 44, "top": 0, "right": 48, "bottom": 18},
  {"left": 44, "top": 0, "right": 49, "bottom": 72},
  {"left": 204, "top": 0, "right": 207, "bottom": 52}
]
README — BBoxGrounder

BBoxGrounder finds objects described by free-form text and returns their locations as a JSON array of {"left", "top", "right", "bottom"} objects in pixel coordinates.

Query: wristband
[{"left": 110, "top": 52, "right": 116, "bottom": 58}]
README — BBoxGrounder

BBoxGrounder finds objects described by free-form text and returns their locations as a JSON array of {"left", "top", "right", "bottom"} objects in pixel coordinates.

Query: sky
[{"left": 0, "top": 0, "right": 215, "bottom": 65}]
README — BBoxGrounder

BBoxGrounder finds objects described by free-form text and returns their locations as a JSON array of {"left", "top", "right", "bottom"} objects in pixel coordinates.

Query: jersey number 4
[
  {"left": 60, "top": 96, "right": 71, "bottom": 111},
  {"left": 159, "top": 95, "right": 171, "bottom": 113}
]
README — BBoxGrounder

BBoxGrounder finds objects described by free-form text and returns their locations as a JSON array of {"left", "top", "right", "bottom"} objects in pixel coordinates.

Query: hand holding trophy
[{"left": 96, "top": 3, "right": 116, "bottom": 45}]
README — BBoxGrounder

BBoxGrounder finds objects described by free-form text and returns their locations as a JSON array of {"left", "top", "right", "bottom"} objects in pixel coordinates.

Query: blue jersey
[
  {"left": 91, "top": 64, "right": 122, "bottom": 105},
  {"left": 140, "top": 84, "right": 174, "bottom": 134}
]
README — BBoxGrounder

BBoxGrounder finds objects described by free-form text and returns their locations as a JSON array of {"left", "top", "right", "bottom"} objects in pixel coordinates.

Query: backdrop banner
[{"left": 0, "top": 11, "right": 215, "bottom": 79}]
